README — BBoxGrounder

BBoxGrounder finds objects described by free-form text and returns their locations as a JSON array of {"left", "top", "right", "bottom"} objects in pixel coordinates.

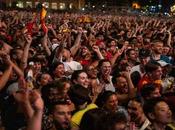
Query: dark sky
[
  {"left": 86, "top": 0, "right": 131, "bottom": 6},
  {"left": 85, "top": 0, "right": 175, "bottom": 7}
]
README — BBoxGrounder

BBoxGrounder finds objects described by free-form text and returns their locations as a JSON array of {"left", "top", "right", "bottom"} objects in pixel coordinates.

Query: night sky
[{"left": 85, "top": 0, "right": 175, "bottom": 6}]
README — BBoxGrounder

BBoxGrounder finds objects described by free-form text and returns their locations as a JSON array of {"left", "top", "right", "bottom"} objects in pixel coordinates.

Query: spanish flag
[
  {"left": 40, "top": 7, "right": 47, "bottom": 20},
  {"left": 40, "top": 6, "right": 47, "bottom": 33}
]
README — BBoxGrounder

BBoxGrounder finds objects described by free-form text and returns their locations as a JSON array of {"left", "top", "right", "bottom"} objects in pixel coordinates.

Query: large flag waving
[
  {"left": 40, "top": 6, "right": 47, "bottom": 20},
  {"left": 25, "top": 3, "right": 48, "bottom": 35},
  {"left": 40, "top": 5, "right": 48, "bottom": 33}
]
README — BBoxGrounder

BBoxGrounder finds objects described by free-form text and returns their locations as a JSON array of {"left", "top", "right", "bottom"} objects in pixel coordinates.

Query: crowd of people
[{"left": 0, "top": 8, "right": 175, "bottom": 130}]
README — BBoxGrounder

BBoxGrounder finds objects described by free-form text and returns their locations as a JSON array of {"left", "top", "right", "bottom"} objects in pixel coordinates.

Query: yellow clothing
[
  {"left": 167, "top": 123, "right": 175, "bottom": 130},
  {"left": 71, "top": 104, "right": 97, "bottom": 127}
]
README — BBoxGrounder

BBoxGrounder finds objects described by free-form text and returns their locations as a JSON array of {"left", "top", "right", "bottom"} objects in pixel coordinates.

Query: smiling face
[
  {"left": 54, "top": 64, "right": 65, "bottom": 78},
  {"left": 48, "top": 88, "right": 60, "bottom": 103},
  {"left": 108, "top": 40, "right": 117, "bottom": 53},
  {"left": 115, "top": 76, "right": 128, "bottom": 94},
  {"left": 40, "top": 74, "right": 52, "bottom": 86},
  {"left": 33, "top": 62, "right": 42, "bottom": 73},
  {"left": 81, "top": 46, "right": 90, "bottom": 57},
  {"left": 101, "top": 61, "right": 111, "bottom": 76},
  {"left": 152, "top": 42, "right": 163, "bottom": 54},
  {"left": 75, "top": 72, "right": 89, "bottom": 88},
  {"left": 86, "top": 65, "right": 98, "bottom": 79}
]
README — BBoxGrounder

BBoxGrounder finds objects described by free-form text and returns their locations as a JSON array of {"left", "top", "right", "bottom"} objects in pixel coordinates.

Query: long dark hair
[
  {"left": 79, "top": 108, "right": 106, "bottom": 130},
  {"left": 95, "top": 91, "right": 116, "bottom": 108}
]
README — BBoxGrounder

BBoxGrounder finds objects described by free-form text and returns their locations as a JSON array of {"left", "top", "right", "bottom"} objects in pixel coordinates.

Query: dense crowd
[{"left": 0, "top": 8, "right": 175, "bottom": 130}]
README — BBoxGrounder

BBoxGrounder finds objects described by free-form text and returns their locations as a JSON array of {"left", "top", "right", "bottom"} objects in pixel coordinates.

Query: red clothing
[
  {"left": 105, "top": 52, "right": 112, "bottom": 60},
  {"left": 138, "top": 75, "right": 162, "bottom": 93},
  {"left": 79, "top": 59, "right": 90, "bottom": 66}
]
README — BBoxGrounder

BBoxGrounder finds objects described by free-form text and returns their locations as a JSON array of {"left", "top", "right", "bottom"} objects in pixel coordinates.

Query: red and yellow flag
[
  {"left": 40, "top": 6, "right": 47, "bottom": 33},
  {"left": 40, "top": 7, "right": 47, "bottom": 20}
]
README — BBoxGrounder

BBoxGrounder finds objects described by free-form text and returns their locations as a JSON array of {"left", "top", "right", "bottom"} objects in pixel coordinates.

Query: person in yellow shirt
[{"left": 68, "top": 84, "right": 97, "bottom": 129}]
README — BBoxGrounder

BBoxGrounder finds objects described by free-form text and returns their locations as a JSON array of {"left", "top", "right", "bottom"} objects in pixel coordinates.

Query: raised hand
[
  {"left": 77, "top": 27, "right": 83, "bottom": 34},
  {"left": 92, "top": 83, "right": 103, "bottom": 96},
  {"left": 24, "top": 34, "right": 33, "bottom": 44},
  {"left": 92, "top": 45, "right": 100, "bottom": 53},
  {"left": 13, "top": 77, "right": 29, "bottom": 104},
  {"left": 120, "top": 71, "right": 130, "bottom": 78},
  {"left": 30, "top": 90, "right": 44, "bottom": 111}
]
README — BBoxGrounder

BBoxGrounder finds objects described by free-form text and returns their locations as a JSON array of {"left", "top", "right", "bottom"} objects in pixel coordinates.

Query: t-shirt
[
  {"left": 138, "top": 75, "right": 162, "bottom": 93},
  {"left": 130, "top": 65, "right": 145, "bottom": 78},
  {"left": 63, "top": 61, "right": 83, "bottom": 72},
  {"left": 103, "top": 76, "right": 116, "bottom": 92},
  {"left": 71, "top": 103, "right": 97, "bottom": 127}
]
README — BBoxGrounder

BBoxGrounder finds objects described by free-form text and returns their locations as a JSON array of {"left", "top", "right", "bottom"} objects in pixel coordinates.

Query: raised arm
[
  {"left": 70, "top": 27, "right": 82, "bottom": 57},
  {"left": 0, "top": 66, "right": 12, "bottom": 91},
  {"left": 20, "top": 34, "right": 32, "bottom": 70},
  {"left": 42, "top": 33, "right": 51, "bottom": 56},
  {"left": 110, "top": 42, "right": 127, "bottom": 67},
  {"left": 10, "top": 59, "right": 24, "bottom": 77},
  {"left": 92, "top": 45, "right": 104, "bottom": 60},
  {"left": 48, "top": 24, "right": 57, "bottom": 38},
  {"left": 167, "top": 30, "right": 172, "bottom": 47},
  {"left": 12, "top": 77, "right": 35, "bottom": 119},
  {"left": 117, "top": 71, "right": 136, "bottom": 103},
  {"left": 26, "top": 90, "right": 44, "bottom": 130},
  {"left": 0, "top": 51, "right": 12, "bottom": 91}
]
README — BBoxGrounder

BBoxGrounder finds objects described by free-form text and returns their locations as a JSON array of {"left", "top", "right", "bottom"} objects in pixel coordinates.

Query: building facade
[{"left": 4, "top": 0, "right": 85, "bottom": 10}]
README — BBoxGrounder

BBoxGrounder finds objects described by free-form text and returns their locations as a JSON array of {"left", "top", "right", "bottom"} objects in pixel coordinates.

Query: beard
[{"left": 54, "top": 120, "right": 71, "bottom": 130}]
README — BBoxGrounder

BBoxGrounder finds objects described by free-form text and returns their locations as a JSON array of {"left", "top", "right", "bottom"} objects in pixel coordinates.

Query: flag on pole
[{"left": 40, "top": 5, "right": 48, "bottom": 33}]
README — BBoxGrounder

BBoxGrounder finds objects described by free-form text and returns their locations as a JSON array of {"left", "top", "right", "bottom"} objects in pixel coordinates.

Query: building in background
[
  {"left": 85, "top": 0, "right": 131, "bottom": 7},
  {"left": 131, "top": 0, "right": 175, "bottom": 13},
  {"left": 2, "top": 0, "right": 85, "bottom": 10}
]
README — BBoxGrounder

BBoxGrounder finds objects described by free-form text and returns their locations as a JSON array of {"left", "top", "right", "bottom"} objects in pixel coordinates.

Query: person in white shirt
[
  {"left": 61, "top": 48, "right": 83, "bottom": 75},
  {"left": 130, "top": 48, "right": 151, "bottom": 86}
]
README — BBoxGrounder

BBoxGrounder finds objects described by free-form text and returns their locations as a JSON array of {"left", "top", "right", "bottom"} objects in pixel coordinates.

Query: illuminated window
[
  {"left": 17, "top": 1, "right": 24, "bottom": 8},
  {"left": 59, "top": 3, "right": 65, "bottom": 10},
  {"left": 52, "top": 3, "right": 57, "bottom": 9},
  {"left": 26, "top": 1, "right": 32, "bottom": 8},
  {"left": 9, "top": 2, "right": 12, "bottom": 7},
  {"left": 69, "top": 3, "right": 73, "bottom": 9},
  {"left": 132, "top": 3, "right": 140, "bottom": 9}
]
